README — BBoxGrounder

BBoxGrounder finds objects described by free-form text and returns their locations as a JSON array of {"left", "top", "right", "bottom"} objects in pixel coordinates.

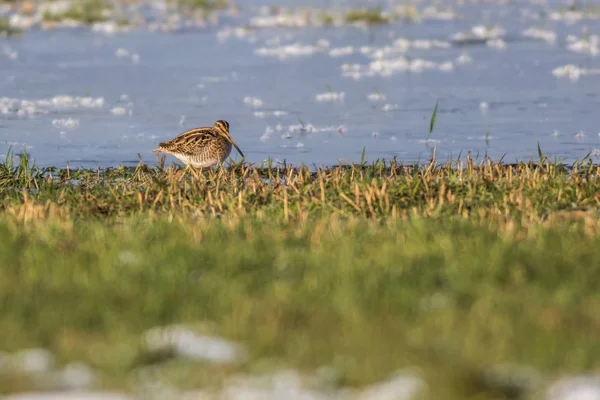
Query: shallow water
[{"left": 1, "top": 0, "right": 600, "bottom": 168}]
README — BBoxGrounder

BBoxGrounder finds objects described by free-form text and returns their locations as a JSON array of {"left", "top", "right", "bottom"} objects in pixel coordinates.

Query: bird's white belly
[
  {"left": 174, "top": 154, "right": 218, "bottom": 168},
  {"left": 173, "top": 143, "right": 232, "bottom": 168}
]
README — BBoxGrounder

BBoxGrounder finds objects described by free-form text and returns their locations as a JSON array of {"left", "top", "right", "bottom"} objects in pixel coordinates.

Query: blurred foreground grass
[{"left": 1, "top": 152, "right": 600, "bottom": 398}]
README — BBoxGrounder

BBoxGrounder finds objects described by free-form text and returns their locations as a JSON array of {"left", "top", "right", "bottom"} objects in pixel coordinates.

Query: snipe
[{"left": 153, "top": 120, "right": 244, "bottom": 168}]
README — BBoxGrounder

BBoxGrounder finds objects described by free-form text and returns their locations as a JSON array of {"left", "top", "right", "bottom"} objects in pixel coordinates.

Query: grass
[
  {"left": 2, "top": 152, "right": 600, "bottom": 398},
  {"left": 344, "top": 7, "right": 389, "bottom": 25},
  {"left": 0, "top": 15, "right": 20, "bottom": 36},
  {"left": 318, "top": 12, "right": 335, "bottom": 26},
  {"left": 42, "top": 0, "right": 113, "bottom": 25},
  {"left": 176, "top": 0, "right": 228, "bottom": 11},
  {"left": 427, "top": 101, "right": 438, "bottom": 141}
]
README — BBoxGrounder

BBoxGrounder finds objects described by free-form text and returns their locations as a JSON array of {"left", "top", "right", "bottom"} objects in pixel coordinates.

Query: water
[{"left": 1, "top": 0, "right": 600, "bottom": 168}]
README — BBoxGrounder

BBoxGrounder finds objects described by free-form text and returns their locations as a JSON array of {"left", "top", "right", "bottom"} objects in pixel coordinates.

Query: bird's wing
[{"left": 156, "top": 127, "right": 215, "bottom": 155}]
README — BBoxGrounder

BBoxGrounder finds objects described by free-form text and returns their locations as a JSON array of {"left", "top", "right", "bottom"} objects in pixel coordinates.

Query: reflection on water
[{"left": 1, "top": 0, "right": 600, "bottom": 168}]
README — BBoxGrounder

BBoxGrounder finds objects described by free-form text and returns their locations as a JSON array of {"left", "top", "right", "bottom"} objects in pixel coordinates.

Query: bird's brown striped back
[
  {"left": 152, "top": 127, "right": 215, "bottom": 155},
  {"left": 153, "top": 119, "right": 243, "bottom": 167}
]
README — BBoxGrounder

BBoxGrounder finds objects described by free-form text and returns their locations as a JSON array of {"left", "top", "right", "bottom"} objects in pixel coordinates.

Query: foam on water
[{"left": 1, "top": 0, "right": 600, "bottom": 168}]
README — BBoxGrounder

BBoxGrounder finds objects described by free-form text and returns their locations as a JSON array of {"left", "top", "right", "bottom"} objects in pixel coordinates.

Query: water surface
[{"left": 1, "top": 0, "right": 599, "bottom": 168}]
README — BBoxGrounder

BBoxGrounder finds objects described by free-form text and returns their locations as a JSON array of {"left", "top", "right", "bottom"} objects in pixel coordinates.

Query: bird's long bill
[{"left": 228, "top": 136, "right": 244, "bottom": 158}]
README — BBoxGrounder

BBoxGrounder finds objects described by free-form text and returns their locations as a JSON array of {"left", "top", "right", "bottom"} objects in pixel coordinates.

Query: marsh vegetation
[{"left": 2, "top": 152, "right": 600, "bottom": 398}]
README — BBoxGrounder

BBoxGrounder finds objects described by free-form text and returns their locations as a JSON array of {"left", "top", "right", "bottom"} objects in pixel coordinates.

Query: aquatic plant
[
  {"left": 177, "top": 0, "right": 228, "bottom": 10},
  {"left": 42, "top": 0, "right": 113, "bottom": 25},
  {"left": 2, "top": 151, "right": 600, "bottom": 397},
  {"left": 427, "top": 102, "right": 438, "bottom": 141},
  {"left": 0, "top": 15, "right": 20, "bottom": 36},
  {"left": 344, "top": 7, "right": 389, "bottom": 25}
]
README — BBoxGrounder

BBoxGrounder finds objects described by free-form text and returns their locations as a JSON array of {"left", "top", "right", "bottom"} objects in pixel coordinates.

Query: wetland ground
[{"left": 1, "top": 0, "right": 600, "bottom": 399}]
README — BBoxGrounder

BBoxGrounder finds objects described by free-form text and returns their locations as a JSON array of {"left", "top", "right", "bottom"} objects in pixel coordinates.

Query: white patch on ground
[
  {"left": 549, "top": 10, "right": 600, "bottom": 22},
  {"left": 217, "top": 26, "right": 256, "bottom": 42},
  {"left": 342, "top": 55, "right": 456, "bottom": 79},
  {"left": 250, "top": 14, "right": 311, "bottom": 28},
  {"left": 421, "top": 6, "right": 456, "bottom": 20},
  {"left": 471, "top": 25, "right": 506, "bottom": 39},
  {"left": 117, "top": 251, "right": 139, "bottom": 266},
  {"left": 456, "top": 52, "right": 472, "bottom": 65},
  {"left": 0, "top": 96, "right": 104, "bottom": 118},
  {"left": 111, "top": 107, "right": 129, "bottom": 116},
  {"left": 438, "top": 61, "right": 454, "bottom": 71},
  {"left": 248, "top": 5, "right": 454, "bottom": 29},
  {"left": 115, "top": 48, "right": 130, "bottom": 58},
  {"left": 8, "top": 14, "right": 35, "bottom": 31},
  {"left": 367, "top": 93, "right": 386, "bottom": 102},
  {"left": 487, "top": 38, "right": 507, "bottom": 50},
  {"left": 353, "top": 371, "right": 426, "bottom": 400},
  {"left": 547, "top": 375, "right": 600, "bottom": 400},
  {"left": 221, "top": 370, "right": 331, "bottom": 400},
  {"left": 315, "top": 92, "right": 345, "bottom": 102},
  {"left": 143, "top": 325, "right": 244, "bottom": 364},
  {"left": 0, "top": 351, "right": 9, "bottom": 372},
  {"left": 201, "top": 75, "right": 229, "bottom": 83},
  {"left": 288, "top": 123, "right": 316, "bottom": 133},
  {"left": 92, "top": 21, "right": 129, "bottom": 35},
  {"left": 418, "top": 138, "right": 440, "bottom": 144},
  {"left": 1, "top": 393, "right": 131, "bottom": 400},
  {"left": 359, "top": 38, "right": 451, "bottom": 61},
  {"left": 451, "top": 25, "right": 505, "bottom": 46},
  {"left": 254, "top": 110, "right": 288, "bottom": 118},
  {"left": 255, "top": 40, "right": 329, "bottom": 60},
  {"left": 522, "top": 27, "right": 556, "bottom": 43},
  {"left": 261, "top": 126, "right": 274, "bottom": 142},
  {"left": 394, "top": 38, "right": 451, "bottom": 51},
  {"left": 9, "top": 349, "right": 54, "bottom": 374},
  {"left": 52, "top": 118, "right": 79, "bottom": 130},
  {"left": 52, "top": 96, "right": 104, "bottom": 109},
  {"left": 329, "top": 46, "right": 354, "bottom": 57},
  {"left": 42, "top": 362, "right": 96, "bottom": 390},
  {"left": 566, "top": 33, "right": 599, "bottom": 56},
  {"left": 243, "top": 97, "right": 264, "bottom": 107},
  {"left": 3, "top": 45, "right": 18, "bottom": 60},
  {"left": 552, "top": 64, "right": 600, "bottom": 81},
  {"left": 179, "top": 391, "right": 210, "bottom": 400}
]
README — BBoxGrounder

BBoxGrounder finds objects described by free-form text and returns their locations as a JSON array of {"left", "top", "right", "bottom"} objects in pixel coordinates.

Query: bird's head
[{"left": 213, "top": 120, "right": 244, "bottom": 158}]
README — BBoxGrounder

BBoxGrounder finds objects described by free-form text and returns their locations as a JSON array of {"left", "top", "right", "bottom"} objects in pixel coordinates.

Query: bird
[{"left": 153, "top": 120, "right": 244, "bottom": 168}]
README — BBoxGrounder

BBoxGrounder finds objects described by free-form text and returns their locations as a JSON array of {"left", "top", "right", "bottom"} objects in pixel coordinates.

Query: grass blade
[{"left": 427, "top": 102, "right": 439, "bottom": 141}]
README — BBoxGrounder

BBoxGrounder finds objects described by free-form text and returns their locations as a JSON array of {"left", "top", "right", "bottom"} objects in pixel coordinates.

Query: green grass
[
  {"left": 0, "top": 16, "right": 20, "bottom": 36},
  {"left": 318, "top": 12, "right": 335, "bottom": 26},
  {"left": 42, "top": 0, "right": 113, "bottom": 25},
  {"left": 344, "top": 7, "right": 389, "bottom": 25},
  {"left": 176, "top": 0, "right": 228, "bottom": 11},
  {"left": 2, "top": 153, "right": 600, "bottom": 397}
]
